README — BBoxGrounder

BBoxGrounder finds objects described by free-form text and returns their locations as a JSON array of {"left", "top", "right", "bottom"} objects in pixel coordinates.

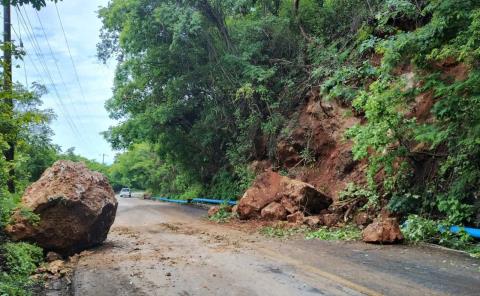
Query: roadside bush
[
  {"left": 401, "top": 215, "right": 439, "bottom": 243},
  {"left": 0, "top": 193, "right": 44, "bottom": 296},
  {"left": 402, "top": 215, "right": 480, "bottom": 257},
  {"left": 0, "top": 192, "right": 19, "bottom": 228},
  {"left": 0, "top": 242, "right": 43, "bottom": 296}
]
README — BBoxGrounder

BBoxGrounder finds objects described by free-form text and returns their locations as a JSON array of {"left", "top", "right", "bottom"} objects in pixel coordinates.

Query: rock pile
[{"left": 236, "top": 171, "right": 332, "bottom": 222}]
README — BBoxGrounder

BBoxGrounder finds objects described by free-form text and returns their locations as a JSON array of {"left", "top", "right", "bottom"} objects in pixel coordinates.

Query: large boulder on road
[
  {"left": 236, "top": 171, "right": 332, "bottom": 220},
  {"left": 5, "top": 160, "right": 118, "bottom": 256}
]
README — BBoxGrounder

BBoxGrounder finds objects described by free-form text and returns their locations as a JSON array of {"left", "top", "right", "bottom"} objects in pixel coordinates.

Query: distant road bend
[{"left": 71, "top": 198, "right": 480, "bottom": 296}]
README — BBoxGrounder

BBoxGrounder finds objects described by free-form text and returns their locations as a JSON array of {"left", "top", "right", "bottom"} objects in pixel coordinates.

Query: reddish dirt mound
[{"left": 274, "top": 98, "right": 366, "bottom": 200}]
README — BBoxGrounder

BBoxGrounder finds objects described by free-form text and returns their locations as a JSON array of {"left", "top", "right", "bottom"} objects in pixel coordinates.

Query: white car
[{"left": 119, "top": 188, "right": 132, "bottom": 198}]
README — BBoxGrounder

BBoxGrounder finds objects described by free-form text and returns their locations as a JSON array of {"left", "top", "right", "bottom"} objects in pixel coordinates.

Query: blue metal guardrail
[
  {"left": 156, "top": 197, "right": 189, "bottom": 204},
  {"left": 154, "top": 197, "right": 237, "bottom": 206},
  {"left": 192, "top": 198, "right": 237, "bottom": 206},
  {"left": 448, "top": 226, "right": 480, "bottom": 239},
  {"left": 403, "top": 222, "right": 480, "bottom": 240}
]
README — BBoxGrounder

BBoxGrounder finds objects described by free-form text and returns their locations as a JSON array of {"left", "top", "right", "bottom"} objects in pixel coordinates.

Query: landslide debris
[
  {"left": 6, "top": 160, "right": 118, "bottom": 256},
  {"left": 236, "top": 171, "right": 332, "bottom": 221},
  {"left": 362, "top": 217, "right": 404, "bottom": 244}
]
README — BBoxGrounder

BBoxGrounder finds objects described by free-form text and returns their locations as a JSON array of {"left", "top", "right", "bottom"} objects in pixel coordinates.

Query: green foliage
[
  {"left": 4, "top": 0, "right": 61, "bottom": 10},
  {"left": 0, "top": 192, "right": 20, "bottom": 228},
  {"left": 260, "top": 224, "right": 307, "bottom": 238},
  {"left": 18, "top": 207, "right": 40, "bottom": 226},
  {"left": 108, "top": 143, "right": 161, "bottom": 192},
  {"left": 344, "top": 0, "right": 480, "bottom": 226},
  {"left": 402, "top": 215, "right": 480, "bottom": 257},
  {"left": 299, "top": 147, "right": 315, "bottom": 166},
  {"left": 305, "top": 225, "right": 361, "bottom": 241},
  {"left": 208, "top": 205, "right": 235, "bottom": 223},
  {"left": 321, "top": 63, "right": 377, "bottom": 104},
  {"left": 339, "top": 183, "right": 379, "bottom": 207},
  {"left": 97, "top": 0, "right": 480, "bottom": 247},
  {"left": 261, "top": 224, "right": 362, "bottom": 241},
  {"left": 387, "top": 191, "right": 423, "bottom": 215},
  {"left": 0, "top": 83, "right": 55, "bottom": 192},
  {"left": 0, "top": 242, "right": 43, "bottom": 296},
  {"left": 402, "top": 215, "right": 439, "bottom": 243},
  {"left": 1, "top": 242, "right": 43, "bottom": 278},
  {"left": 98, "top": 0, "right": 302, "bottom": 199},
  {"left": 208, "top": 168, "right": 253, "bottom": 199}
]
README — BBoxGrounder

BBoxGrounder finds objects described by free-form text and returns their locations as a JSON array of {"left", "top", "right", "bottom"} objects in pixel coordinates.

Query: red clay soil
[{"left": 275, "top": 97, "right": 366, "bottom": 200}]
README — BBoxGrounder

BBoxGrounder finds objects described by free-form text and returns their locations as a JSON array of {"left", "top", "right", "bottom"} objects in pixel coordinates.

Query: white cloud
[{"left": 11, "top": 0, "right": 117, "bottom": 164}]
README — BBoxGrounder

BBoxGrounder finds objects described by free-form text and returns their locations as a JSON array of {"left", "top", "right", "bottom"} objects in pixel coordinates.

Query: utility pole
[{"left": 3, "top": 0, "right": 15, "bottom": 193}]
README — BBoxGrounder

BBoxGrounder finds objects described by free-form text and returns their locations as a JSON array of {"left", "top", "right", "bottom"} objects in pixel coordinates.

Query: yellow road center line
[{"left": 257, "top": 246, "right": 383, "bottom": 296}]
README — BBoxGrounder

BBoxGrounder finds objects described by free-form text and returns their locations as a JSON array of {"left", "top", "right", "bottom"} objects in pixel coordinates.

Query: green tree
[{"left": 99, "top": 0, "right": 305, "bottom": 198}]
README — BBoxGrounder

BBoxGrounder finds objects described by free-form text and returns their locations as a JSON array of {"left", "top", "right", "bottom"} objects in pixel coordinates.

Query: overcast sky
[{"left": 10, "top": 0, "right": 117, "bottom": 164}]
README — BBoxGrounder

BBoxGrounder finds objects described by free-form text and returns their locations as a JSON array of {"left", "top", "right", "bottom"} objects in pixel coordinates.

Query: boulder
[
  {"left": 362, "top": 218, "right": 404, "bottom": 244},
  {"left": 46, "top": 260, "right": 65, "bottom": 275},
  {"left": 237, "top": 171, "right": 284, "bottom": 219},
  {"left": 320, "top": 213, "right": 341, "bottom": 227},
  {"left": 353, "top": 212, "right": 372, "bottom": 227},
  {"left": 303, "top": 216, "right": 321, "bottom": 228},
  {"left": 261, "top": 202, "right": 287, "bottom": 220},
  {"left": 6, "top": 160, "right": 118, "bottom": 256},
  {"left": 280, "top": 197, "right": 299, "bottom": 214},
  {"left": 208, "top": 206, "right": 221, "bottom": 217},
  {"left": 237, "top": 171, "right": 332, "bottom": 220},
  {"left": 45, "top": 252, "right": 62, "bottom": 262},
  {"left": 287, "top": 212, "right": 304, "bottom": 224},
  {"left": 281, "top": 178, "right": 332, "bottom": 215}
]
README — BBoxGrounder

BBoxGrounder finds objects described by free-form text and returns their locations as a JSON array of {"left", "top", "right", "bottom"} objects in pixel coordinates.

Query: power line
[
  {"left": 11, "top": 19, "right": 48, "bottom": 88},
  {"left": 54, "top": 3, "right": 92, "bottom": 114},
  {"left": 10, "top": 11, "right": 50, "bottom": 89},
  {"left": 27, "top": 7, "right": 101, "bottom": 152},
  {"left": 11, "top": 5, "right": 102, "bottom": 158},
  {"left": 31, "top": 6, "right": 100, "bottom": 154},
  {"left": 11, "top": 13, "right": 29, "bottom": 86},
  {"left": 14, "top": 6, "right": 83, "bottom": 138},
  {"left": 33, "top": 7, "right": 85, "bottom": 123}
]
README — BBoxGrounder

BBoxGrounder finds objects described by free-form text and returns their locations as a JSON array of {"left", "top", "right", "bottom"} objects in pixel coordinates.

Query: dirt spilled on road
[{"left": 45, "top": 198, "right": 480, "bottom": 296}]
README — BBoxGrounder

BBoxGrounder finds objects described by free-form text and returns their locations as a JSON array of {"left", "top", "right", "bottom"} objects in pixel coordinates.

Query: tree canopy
[
  {"left": 1, "top": 0, "right": 60, "bottom": 10},
  {"left": 100, "top": 0, "right": 480, "bottom": 228}
]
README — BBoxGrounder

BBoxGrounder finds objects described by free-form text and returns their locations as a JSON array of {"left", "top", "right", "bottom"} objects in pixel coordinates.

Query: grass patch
[
  {"left": 305, "top": 225, "right": 362, "bottom": 241},
  {"left": 0, "top": 241, "right": 44, "bottom": 296},
  {"left": 260, "top": 224, "right": 308, "bottom": 238},
  {"left": 465, "top": 245, "right": 480, "bottom": 259},
  {"left": 208, "top": 206, "right": 236, "bottom": 223},
  {"left": 260, "top": 223, "right": 362, "bottom": 241}
]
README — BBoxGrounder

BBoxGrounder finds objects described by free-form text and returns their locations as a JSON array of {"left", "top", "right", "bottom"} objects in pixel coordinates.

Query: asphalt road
[{"left": 71, "top": 198, "right": 480, "bottom": 296}]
